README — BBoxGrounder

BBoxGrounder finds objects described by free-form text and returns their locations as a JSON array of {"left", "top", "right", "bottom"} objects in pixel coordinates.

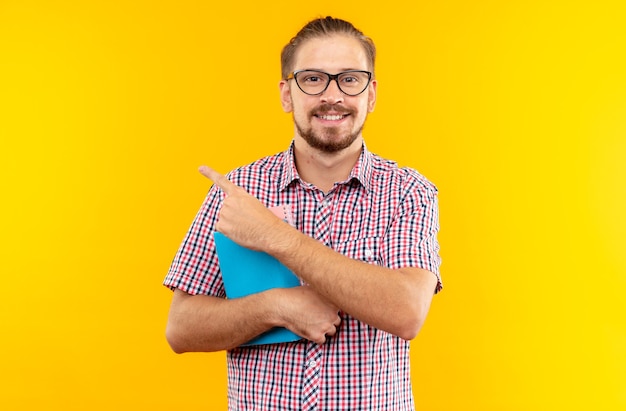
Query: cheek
[
  {"left": 366, "top": 87, "right": 376, "bottom": 112},
  {"left": 356, "top": 100, "right": 371, "bottom": 119},
  {"left": 292, "top": 100, "right": 312, "bottom": 118}
]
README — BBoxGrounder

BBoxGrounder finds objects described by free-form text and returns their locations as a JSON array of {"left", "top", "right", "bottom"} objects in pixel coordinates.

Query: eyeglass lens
[{"left": 294, "top": 71, "right": 371, "bottom": 96}]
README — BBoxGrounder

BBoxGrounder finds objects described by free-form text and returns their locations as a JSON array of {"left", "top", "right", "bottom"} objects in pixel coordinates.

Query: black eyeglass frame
[{"left": 287, "top": 69, "right": 373, "bottom": 96}]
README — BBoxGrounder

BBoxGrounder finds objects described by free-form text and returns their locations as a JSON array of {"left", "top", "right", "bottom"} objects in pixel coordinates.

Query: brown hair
[{"left": 280, "top": 16, "right": 376, "bottom": 79}]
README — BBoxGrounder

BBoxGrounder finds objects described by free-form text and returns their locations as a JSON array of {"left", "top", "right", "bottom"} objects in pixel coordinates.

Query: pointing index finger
[{"left": 198, "top": 165, "right": 237, "bottom": 195}]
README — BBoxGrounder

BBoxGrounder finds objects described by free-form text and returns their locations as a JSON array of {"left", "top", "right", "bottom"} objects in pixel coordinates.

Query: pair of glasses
[{"left": 287, "top": 70, "right": 372, "bottom": 96}]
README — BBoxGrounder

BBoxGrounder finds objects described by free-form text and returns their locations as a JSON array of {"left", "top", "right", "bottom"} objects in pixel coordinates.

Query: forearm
[
  {"left": 194, "top": 166, "right": 438, "bottom": 340},
  {"left": 166, "top": 289, "right": 281, "bottom": 353},
  {"left": 269, "top": 226, "right": 437, "bottom": 340}
]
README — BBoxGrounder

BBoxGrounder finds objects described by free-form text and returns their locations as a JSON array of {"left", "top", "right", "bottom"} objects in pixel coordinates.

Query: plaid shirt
[{"left": 164, "top": 142, "right": 442, "bottom": 410}]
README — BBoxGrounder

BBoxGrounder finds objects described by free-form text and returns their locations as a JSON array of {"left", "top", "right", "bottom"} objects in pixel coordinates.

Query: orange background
[{"left": 1, "top": 1, "right": 625, "bottom": 409}]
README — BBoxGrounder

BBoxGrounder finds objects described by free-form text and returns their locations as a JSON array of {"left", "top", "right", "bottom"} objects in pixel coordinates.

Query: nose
[{"left": 320, "top": 78, "right": 344, "bottom": 104}]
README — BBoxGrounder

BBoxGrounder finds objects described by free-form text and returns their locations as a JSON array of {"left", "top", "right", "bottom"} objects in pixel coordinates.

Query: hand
[
  {"left": 274, "top": 286, "right": 342, "bottom": 345},
  {"left": 199, "top": 165, "right": 285, "bottom": 251}
]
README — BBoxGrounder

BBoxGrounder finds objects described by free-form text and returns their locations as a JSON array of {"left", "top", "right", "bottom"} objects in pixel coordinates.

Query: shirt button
[{"left": 307, "top": 360, "right": 317, "bottom": 368}]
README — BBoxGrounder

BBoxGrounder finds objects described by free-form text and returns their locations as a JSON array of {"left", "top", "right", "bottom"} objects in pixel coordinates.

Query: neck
[{"left": 293, "top": 136, "right": 363, "bottom": 193}]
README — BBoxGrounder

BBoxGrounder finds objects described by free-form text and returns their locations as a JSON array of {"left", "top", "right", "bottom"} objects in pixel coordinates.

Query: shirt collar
[{"left": 278, "top": 140, "right": 374, "bottom": 193}]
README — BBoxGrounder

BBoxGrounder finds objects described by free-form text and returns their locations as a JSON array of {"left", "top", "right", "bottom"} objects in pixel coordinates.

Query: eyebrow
[{"left": 299, "top": 68, "right": 368, "bottom": 72}]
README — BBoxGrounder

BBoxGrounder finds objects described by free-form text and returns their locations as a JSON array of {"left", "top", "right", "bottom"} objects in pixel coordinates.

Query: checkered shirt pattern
[{"left": 164, "top": 142, "right": 442, "bottom": 410}]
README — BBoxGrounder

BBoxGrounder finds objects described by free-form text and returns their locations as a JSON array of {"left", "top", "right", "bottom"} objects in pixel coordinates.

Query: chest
[{"left": 271, "top": 183, "right": 401, "bottom": 262}]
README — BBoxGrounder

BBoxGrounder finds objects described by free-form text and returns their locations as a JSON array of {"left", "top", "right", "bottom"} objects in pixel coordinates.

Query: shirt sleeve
[
  {"left": 382, "top": 172, "right": 443, "bottom": 293},
  {"left": 163, "top": 185, "right": 226, "bottom": 297}
]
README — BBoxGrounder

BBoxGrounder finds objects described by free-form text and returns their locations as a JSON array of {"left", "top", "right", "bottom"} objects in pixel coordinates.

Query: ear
[
  {"left": 279, "top": 80, "right": 293, "bottom": 113},
  {"left": 367, "top": 79, "right": 377, "bottom": 113}
]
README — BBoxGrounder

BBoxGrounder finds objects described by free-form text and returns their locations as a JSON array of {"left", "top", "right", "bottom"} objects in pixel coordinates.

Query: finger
[
  {"left": 198, "top": 165, "right": 238, "bottom": 195},
  {"left": 308, "top": 332, "right": 324, "bottom": 345}
]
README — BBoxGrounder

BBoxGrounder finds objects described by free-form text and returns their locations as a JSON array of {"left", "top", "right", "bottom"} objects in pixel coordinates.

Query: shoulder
[
  {"left": 368, "top": 151, "right": 438, "bottom": 197},
  {"left": 225, "top": 151, "right": 286, "bottom": 195}
]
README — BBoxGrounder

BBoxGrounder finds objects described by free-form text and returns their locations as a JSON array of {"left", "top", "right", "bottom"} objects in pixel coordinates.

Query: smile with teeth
[{"left": 317, "top": 114, "right": 346, "bottom": 121}]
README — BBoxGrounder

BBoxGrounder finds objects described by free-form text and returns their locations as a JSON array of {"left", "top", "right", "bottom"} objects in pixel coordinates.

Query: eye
[
  {"left": 339, "top": 72, "right": 370, "bottom": 87},
  {"left": 303, "top": 75, "right": 322, "bottom": 83},
  {"left": 340, "top": 75, "right": 359, "bottom": 84},
  {"left": 299, "top": 71, "right": 327, "bottom": 84}
]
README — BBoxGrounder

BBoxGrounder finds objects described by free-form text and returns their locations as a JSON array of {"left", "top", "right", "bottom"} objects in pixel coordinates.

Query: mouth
[{"left": 315, "top": 113, "right": 349, "bottom": 121}]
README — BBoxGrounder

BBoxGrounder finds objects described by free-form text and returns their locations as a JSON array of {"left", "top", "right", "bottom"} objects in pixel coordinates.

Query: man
[{"left": 164, "top": 16, "right": 442, "bottom": 410}]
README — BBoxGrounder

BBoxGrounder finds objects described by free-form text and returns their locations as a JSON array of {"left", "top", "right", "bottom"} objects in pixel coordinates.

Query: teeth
[{"left": 319, "top": 115, "right": 344, "bottom": 121}]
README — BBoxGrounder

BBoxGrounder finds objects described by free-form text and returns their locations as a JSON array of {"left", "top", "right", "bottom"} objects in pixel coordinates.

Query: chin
[
  {"left": 305, "top": 134, "right": 359, "bottom": 153},
  {"left": 297, "top": 124, "right": 363, "bottom": 154}
]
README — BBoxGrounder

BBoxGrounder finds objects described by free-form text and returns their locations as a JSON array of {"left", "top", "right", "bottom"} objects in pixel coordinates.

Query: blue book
[{"left": 213, "top": 232, "right": 302, "bottom": 346}]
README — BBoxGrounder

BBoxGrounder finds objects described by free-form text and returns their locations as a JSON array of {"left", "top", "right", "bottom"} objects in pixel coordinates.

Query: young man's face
[{"left": 280, "top": 34, "right": 377, "bottom": 153}]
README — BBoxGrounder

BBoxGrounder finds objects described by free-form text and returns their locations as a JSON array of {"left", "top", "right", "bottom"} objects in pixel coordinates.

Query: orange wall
[{"left": 1, "top": 1, "right": 625, "bottom": 409}]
